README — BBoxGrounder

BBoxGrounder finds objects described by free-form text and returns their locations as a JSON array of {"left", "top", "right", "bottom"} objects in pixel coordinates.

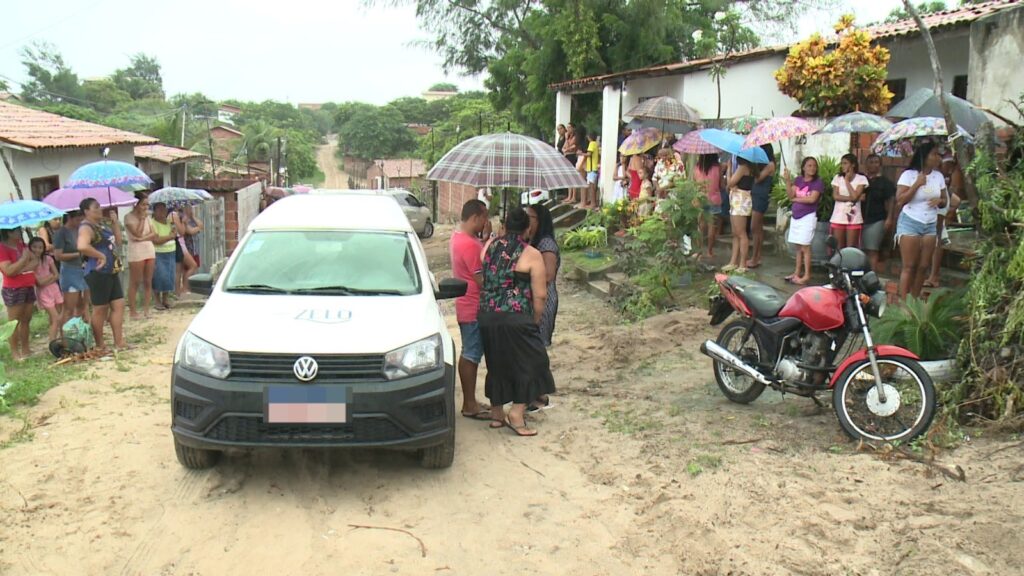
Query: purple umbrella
[{"left": 43, "top": 187, "right": 138, "bottom": 211}]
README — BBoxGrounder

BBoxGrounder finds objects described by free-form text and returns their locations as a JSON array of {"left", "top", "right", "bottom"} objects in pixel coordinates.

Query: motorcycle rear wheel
[
  {"left": 833, "top": 356, "right": 936, "bottom": 442},
  {"left": 712, "top": 319, "right": 767, "bottom": 404}
]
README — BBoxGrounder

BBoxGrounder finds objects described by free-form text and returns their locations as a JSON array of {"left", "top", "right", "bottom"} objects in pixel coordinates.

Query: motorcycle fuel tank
[{"left": 778, "top": 286, "right": 846, "bottom": 331}]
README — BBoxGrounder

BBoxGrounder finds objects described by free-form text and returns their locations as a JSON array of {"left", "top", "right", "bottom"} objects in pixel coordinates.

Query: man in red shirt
[{"left": 450, "top": 199, "right": 491, "bottom": 420}]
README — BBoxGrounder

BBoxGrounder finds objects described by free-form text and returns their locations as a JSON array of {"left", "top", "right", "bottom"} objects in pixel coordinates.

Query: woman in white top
[
  {"left": 829, "top": 154, "right": 869, "bottom": 250},
  {"left": 895, "top": 142, "right": 947, "bottom": 299}
]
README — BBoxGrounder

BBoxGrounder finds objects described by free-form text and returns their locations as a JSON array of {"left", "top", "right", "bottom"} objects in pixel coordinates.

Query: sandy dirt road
[
  {"left": 317, "top": 136, "right": 347, "bottom": 189},
  {"left": 1, "top": 228, "right": 1022, "bottom": 575}
]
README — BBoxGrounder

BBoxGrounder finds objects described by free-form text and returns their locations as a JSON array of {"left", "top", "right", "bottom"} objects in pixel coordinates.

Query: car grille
[
  {"left": 228, "top": 353, "right": 385, "bottom": 382},
  {"left": 174, "top": 398, "right": 204, "bottom": 421},
  {"left": 207, "top": 416, "right": 408, "bottom": 444}
]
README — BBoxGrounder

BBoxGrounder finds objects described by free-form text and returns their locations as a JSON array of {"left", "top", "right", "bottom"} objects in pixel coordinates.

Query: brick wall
[
  {"left": 436, "top": 182, "right": 478, "bottom": 223},
  {"left": 188, "top": 178, "right": 261, "bottom": 255}
]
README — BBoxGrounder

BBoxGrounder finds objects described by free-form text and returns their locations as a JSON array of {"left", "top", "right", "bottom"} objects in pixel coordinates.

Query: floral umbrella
[
  {"left": 0, "top": 200, "right": 65, "bottom": 230},
  {"left": 742, "top": 116, "right": 819, "bottom": 147},
  {"left": 672, "top": 130, "right": 721, "bottom": 155},
  {"left": 870, "top": 117, "right": 972, "bottom": 154},
  {"left": 148, "top": 187, "right": 212, "bottom": 210},
  {"left": 64, "top": 160, "right": 153, "bottom": 189},
  {"left": 618, "top": 127, "right": 662, "bottom": 155},
  {"left": 722, "top": 115, "right": 763, "bottom": 135},
  {"left": 43, "top": 186, "right": 138, "bottom": 211},
  {"left": 818, "top": 111, "right": 893, "bottom": 134}
]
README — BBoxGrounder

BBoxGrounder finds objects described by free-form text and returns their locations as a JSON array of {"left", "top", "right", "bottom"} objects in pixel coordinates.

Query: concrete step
[
  {"left": 586, "top": 279, "right": 612, "bottom": 299},
  {"left": 553, "top": 208, "right": 587, "bottom": 229},
  {"left": 606, "top": 272, "right": 630, "bottom": 298}
]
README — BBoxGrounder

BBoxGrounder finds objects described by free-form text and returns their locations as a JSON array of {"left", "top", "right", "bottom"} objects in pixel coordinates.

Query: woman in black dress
[{"left": 481, "top": 208, "right": 556, "bottom": 436}]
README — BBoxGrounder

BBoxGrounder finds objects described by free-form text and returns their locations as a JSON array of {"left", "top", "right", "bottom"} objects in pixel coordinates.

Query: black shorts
[
  {"left": 85, "top": 272, "right": 124, "bottom": 306},
  {"left": 174, "top": 238, "right": 184, "bottom": 263}
]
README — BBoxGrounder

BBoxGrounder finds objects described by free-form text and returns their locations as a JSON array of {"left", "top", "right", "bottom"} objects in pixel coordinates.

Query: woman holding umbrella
[
  {"left": 150, "top": 202, "right": 178, "bottom": 310},
  {"left": 895, "top": 142, "right": 947, "bottom": 299},
  {"left": 723, "top": 158, "right": 758, "bottom": 273},
  {"left": 0, "top": 227, "right": 40, "bottom": 361},
  {"left": 77, "top": 198, "right": 127, "bottom": 353}
]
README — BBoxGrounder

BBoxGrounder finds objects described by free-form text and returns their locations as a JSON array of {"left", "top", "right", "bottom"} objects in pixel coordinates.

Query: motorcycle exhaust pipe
[{"left": 700, "top": 340, "right": 773, "bottom": 385}]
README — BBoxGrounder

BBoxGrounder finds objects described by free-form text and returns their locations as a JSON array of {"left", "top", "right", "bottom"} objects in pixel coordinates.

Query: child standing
[
  {"left": 30, "top": 237, "right": 63, "bottom": 342},
  {"left": 785, "top": 157, "right": 823, "bottom": 285}
]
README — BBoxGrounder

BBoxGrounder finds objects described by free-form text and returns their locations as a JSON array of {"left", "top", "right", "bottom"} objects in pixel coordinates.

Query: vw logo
[{"left": 293, "top": 356, "right": 319, "bottom": 382}]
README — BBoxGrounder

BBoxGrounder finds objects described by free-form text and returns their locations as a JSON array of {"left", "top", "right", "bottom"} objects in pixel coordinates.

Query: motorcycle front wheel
[
  {"left": 833, "top": 356, "right": 936, "bottom": 442},
  {"left": 712, "top": 319, "right": 767, "bottom": 404}
]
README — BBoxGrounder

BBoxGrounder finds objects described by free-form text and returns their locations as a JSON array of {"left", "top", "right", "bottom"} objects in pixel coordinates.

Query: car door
[{"left": 398, "top": 193, "right": 424, "bottom": 231}]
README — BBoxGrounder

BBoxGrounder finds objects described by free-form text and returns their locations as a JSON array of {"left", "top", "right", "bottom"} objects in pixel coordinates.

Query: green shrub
[
  {"left": 815, "top": 155, "right": 839, "bottom": 222},
  {"left": 561, "top": 226, "right": 607, "bottom": 251},
  {"left": 872, "top": 290, "right": 965, "bottom": 361}
]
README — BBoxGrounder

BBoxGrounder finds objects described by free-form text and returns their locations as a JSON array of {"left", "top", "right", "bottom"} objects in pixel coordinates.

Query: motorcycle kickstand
[{"left": 810, "top": 394, "right": 826, "bottom": 409}]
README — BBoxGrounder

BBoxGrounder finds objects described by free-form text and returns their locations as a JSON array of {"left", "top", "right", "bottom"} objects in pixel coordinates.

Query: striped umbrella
[
  {"left": 871, "top": 117, "right": 973, "bottom": 154},
  {"left": 672, "top": 130, "right": 721, "bottom": 155},
  {"left": 618, "top": 127, "right": 662, "bottom": 155},
  {"left": 819, "top": 111, "right": 893, "bottom": 134},
  {"left": 723, "top": 115, "right": 763, "bottom": 135},
  {"left": 624, "top": 96, "right": 701, "bottom": 126},
  {"left": 742, "top": 116, "right": 819, "bottom": 148},
  {"left": 426, "top": 132, "right": 586, "bottom": 190}
]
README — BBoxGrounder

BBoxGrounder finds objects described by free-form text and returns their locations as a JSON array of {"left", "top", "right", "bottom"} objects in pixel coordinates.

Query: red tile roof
[
  {"left": 134, "top": 144, "right": 204, "bottom": 164},
  {"left": 549, "top": 0, "right": 1022, "bottom": 92},
  {"left": 0, "top": 101, "right": 158, "bottom": 150}
]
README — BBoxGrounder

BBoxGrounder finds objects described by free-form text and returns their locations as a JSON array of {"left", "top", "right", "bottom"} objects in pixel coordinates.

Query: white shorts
[
  {"left": 586, "top": 171, "right": 599, "bottom": 184},
  {"left": 787, "top": 213, "right": 816, "bottom": 246}
]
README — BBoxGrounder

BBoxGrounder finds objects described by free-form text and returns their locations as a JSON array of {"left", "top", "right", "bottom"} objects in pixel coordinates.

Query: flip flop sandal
[
  {"left": 526, "top": 397, "right": 554, "bottom": 414},
  {"left": 461, "top": 409, "right": 492, "bottom": 421},
  {"left": 505, "top": 418, "right": 537, "bottom": 437}
]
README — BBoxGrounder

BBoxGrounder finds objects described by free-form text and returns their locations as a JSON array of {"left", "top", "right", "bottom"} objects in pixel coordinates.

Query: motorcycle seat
[{"left": 724, "top": 276, "right": 785, "bottom": 318}]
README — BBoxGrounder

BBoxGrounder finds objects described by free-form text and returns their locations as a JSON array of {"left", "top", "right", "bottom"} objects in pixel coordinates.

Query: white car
[
  {"left": 171, "top": 192, "right": 466, "bottom": 469},
  {"left": 312, "top": 188, "right": 434, "bottom": 238}
]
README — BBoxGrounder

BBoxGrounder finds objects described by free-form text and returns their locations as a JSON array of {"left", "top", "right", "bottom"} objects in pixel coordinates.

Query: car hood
[{"left": 187, "top": 291, "right": 440, "bottom": 354}]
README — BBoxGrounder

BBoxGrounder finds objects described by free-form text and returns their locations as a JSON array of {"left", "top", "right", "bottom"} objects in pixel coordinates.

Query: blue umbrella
[
  {"left": 0, "top": 200, "right": 65, "bottom": 230},
  {"left": 698, "top": 129, "right": 769, "bottom": 163},
  {"left": 64, "top": 160, "right": 153, "bottom": 190}
]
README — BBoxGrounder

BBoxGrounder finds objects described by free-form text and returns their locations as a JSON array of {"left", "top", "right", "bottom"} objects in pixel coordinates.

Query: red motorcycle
[{"left": 700, "top": 241, "right": 936, "bottom": 442}]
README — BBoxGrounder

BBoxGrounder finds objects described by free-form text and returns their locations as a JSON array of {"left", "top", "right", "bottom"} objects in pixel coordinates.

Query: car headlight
[
  {"left": 178, "top": 332, "right": 231, "bottom": 379},
  {"left": 384, "top": 334, "right": 442, "bottom": 380}
]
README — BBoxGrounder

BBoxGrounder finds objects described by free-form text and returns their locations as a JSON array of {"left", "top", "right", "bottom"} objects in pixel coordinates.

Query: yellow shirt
[
  {"left": 586, "top": 140, "right": 600, "bottom": 172},
  {"left": 151, "top": 218, "right": 176, "bottom": 254}
]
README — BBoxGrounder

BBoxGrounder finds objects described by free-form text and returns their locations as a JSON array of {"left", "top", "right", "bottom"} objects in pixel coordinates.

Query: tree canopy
[
  {"left": 428, "top": 82, "right": 458, "bottom": 92},
  {"left": 336, "top": 105, "right": 417, "bottom": 160}
]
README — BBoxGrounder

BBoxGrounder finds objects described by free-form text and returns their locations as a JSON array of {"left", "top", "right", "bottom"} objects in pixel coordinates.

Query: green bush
[
  {"left": 561, "top": 226, "right": 607, "bottom": 251},
  {"left": 815, "top": 155, "right": 839, "bottom": 222},
  {"left": 872, "top": 290, "right": 965, "bottom": 361}
]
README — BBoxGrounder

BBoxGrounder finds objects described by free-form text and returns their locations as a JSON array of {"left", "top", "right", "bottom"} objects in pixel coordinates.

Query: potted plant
[{"left": 871, "top": 290, "right": 965, "bottom": 383}]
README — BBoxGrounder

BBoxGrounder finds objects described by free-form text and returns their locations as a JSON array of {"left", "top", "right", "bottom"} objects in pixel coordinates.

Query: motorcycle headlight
[
  {"left": 384, "top": 334, "right": 442, "bottom": 380},
  {"left": 868, "top": 291, "right": 888, "bottom": 319},
  {"left": 177, "top": 332, "right": 231, "bottom": 379}
]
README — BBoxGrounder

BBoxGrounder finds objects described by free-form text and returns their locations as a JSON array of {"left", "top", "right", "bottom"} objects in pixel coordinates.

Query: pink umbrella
[
  {"left": 672, "top": 130, "right": 721, "bottom": 155},
  {"left": 742, "top": 116, "right": 818, "bottom": 148},
  {"left": 291, "top": 185, "right": 312, "bottom": 193},
  {"left": 43, "top": 186, "right": 138, "bottom": 211}
]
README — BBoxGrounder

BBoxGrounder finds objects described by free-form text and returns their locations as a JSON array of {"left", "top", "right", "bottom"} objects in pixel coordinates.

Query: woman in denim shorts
[{"left": 895, "top": 142, "right": 947, "bottom": 299}]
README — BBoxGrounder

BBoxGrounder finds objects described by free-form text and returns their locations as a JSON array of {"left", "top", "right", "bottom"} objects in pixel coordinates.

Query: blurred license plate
[{"left": 265, "top": 386, "right": 348, "bottom": 424}]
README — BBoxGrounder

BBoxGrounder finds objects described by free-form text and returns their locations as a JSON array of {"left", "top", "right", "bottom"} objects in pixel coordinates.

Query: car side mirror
[
  {"left": 435, "top": 278, "right": 468, "bottom": 300},
  {"left": 826, "top": 236, "right": 839, "bottom": 251},
  {"left": 189, "top": 273, "right": 214, "bottom": 296}
]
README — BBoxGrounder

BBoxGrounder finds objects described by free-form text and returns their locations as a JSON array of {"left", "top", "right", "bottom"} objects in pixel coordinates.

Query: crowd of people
[
  {"left": 0, "top": 193, "right": 204, "bottom": 361},
  {"left": 450, "top": 199, "right": 560, "bottom": 437}
]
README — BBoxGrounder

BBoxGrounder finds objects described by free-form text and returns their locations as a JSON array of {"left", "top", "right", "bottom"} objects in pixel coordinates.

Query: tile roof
[
  {"left": 0, "top": 101, "right": 158, "bottom": 150},
  {"left": 372, "top": 158, "right": 427, "bottom": 178},
  {"left": 134, "top": 144, "right": 204, "bottom": 164},
  {"left": 549, "top": 0, "right": 1022, "bottom": 92}
]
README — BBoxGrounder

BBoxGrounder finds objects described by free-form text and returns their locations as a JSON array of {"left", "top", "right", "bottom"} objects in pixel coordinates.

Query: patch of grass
[
  {"left": 592, "top": 405, "right": 663, "bottom": 435},
  {"left": 563, "top": 249, "right": 616, "bottom": 273},
  {"left": 686, "top": 461, "right": 703, "bottom": 476},
  {"left": 828, "top": 445, "right": 845, "bottom": 454},
  {"left": 1, "top": 311, "right": 87, "bottom": 416},
  {"left": 688, "top": 453, "right": 723, "bottom": 476},
  {"left": 0, "top": 413, "right": 33, "bottom": 449}
]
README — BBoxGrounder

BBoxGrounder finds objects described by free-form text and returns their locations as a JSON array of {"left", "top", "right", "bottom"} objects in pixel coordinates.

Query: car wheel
[
  {"left": 419, "top": 428, "right": 454, "bottom": 469},
  {"left": 174, "top": 437, "right": 221, "bottom": 469},
  {"left": 420, "top": 220, "right": 434, "bottom": 239}
]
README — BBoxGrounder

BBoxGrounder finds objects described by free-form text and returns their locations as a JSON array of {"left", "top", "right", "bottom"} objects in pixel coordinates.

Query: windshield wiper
[
  {"left": 292, "top": 285, "right": 405, "bottom": 296},
  {"left": 225, "top": 284, "right": 290, "bottom": 294}
]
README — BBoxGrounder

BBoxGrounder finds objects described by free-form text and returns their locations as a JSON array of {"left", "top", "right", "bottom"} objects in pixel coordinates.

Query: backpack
[{"left": 49, "top": 317, "right": 95, "bottom": 357}]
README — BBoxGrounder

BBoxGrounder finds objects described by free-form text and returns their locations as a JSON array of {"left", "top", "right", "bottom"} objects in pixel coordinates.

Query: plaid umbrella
[
  {"left": 742, "top": 116, "right": 818, "bottom": 147},
  {"left": 672, "top": 130, "right": 720, "bottom": 155},
  {"left": 427, "top": 132, "right": 586, "bottom": 189},
  {"left": 618, "top": 127, "right": 662, "bottom": 155},
  {"left": 722, "top": 115, "right": 763, "bottom": 135},
  {"left": 871, "top": 117, "right": 973, "bottom": 154},
  {"left": 819, "top": 111, "right": 893, "bottom": 134},
  {"left": 624, "top": 96, "right": 701, "bottom": 125}
]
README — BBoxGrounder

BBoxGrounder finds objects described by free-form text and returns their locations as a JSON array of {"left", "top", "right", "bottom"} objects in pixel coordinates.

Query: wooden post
[{"left": 0, "top": 148, "right": 25, "bottom": 200}]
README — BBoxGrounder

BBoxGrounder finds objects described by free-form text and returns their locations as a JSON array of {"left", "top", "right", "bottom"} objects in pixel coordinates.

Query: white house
[
  {"left": 0, "top": 101, "right": 157, "bottom": 203},
  {"left": 134, "top": 144, "right": 204, "bottom": 189},
  {"left": 550, "top": 0, "right": 1024, "bottom": 201}
]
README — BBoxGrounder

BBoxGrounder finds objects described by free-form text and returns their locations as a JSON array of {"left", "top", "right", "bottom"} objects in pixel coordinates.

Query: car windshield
[{"left": 223, "top": 230, "right": 421, "bottom": 295}]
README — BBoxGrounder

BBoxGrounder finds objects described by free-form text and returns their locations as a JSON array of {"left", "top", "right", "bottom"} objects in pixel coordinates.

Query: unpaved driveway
[
  {"left": 317, "top": 135, "right": 347, "bottom": 189},
  {"left": 1, "top": 228, "right": 1022, "bottom": 575}
]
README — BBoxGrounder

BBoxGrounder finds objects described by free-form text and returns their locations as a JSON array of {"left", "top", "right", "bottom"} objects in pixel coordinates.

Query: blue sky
[{"left": 0, "top": 0, "right": 901, "bottom": 105}]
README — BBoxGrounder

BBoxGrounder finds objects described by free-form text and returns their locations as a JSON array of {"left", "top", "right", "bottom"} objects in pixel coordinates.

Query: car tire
[
  {"left": 420, "top": 220, "right": 434, "bottom": 239},
  {"left": 174, "top": 437, "right": 221, "bottom": 469},
  {"left": 419, "top": 429, "right": 454, "bottom": 469}
]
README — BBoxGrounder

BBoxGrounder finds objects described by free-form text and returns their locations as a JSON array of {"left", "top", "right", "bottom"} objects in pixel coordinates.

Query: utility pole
[
  {"left": 275, "top": 136, "right": 283, "bottom": 187},
  {"left": 0, "top": 149, "right": 25, "bottom": 200},
  {"left": 205, "top": 113, "right": 217, "bottom": 179},
  {"left": 180, "top": 104, "right": 187, "bottom": 147},
  {"left": 430, "top": 127, "right": 438, "bottom": 222}
]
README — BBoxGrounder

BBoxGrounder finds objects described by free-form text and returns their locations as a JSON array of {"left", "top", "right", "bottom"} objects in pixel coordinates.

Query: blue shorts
[
  {"left": 751, "top": 184, "right": 771, "bottom": 214},
  {"left": 704, "top": 203, "right": 722, "bottom": 216},
  {"left": 459, "top": 322, "right": 483, "bottom": 364},
  {"left": 153, "top": 251, "right": 176, "bottom": 292},
  {"left": 895, "top": 211, "right": 934, "bottom": 243},
  {"left": 586, "top": 171, "right": 599, "bottom": 184},
  {"left": 59, "top": 264, "right": 88, "bottom": 293}
]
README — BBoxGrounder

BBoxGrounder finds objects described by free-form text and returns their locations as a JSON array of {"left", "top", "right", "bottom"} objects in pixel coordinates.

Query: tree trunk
[
  {"left": 902, "top": 1, "right": 973, "bottom": 196},
  {"left": 0, "top": 149, "right": 25, "bottom": 200}
]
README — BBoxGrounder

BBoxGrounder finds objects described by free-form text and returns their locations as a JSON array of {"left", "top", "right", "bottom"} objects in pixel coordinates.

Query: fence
[
  {"left": 236, "top": 182, "right": 262, "bottom": 242},
  {"left": 194, "top": 197, "right": 226, "bottom": 273}
]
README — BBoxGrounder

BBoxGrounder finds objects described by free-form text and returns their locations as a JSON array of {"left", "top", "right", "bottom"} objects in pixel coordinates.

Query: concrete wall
[
  {"left": 0, "top": 144, "right": 135, "bottom": 203},
  {"left": 969, "top": 5, "right": 1024, "bottom": 121},
  {"left": 884, "top": 29, "right": 971, "bottom": 99}
]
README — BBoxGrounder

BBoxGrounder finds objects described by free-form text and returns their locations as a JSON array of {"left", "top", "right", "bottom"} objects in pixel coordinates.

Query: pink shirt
[
  {"left": 693, "top": 164, "right": 721, "bottom": 205},
  {"left": 450, "top": 230, "right": 483, "bottom": 323}
]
